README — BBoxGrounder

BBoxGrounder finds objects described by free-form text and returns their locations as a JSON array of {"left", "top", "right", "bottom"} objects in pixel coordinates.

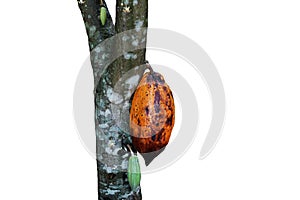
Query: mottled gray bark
[
  {"left": 78, "top": 0, "right": 115, "bottom": 50},
  {"left": 77, "top": 0, "right": 148, "bottom": 199}
]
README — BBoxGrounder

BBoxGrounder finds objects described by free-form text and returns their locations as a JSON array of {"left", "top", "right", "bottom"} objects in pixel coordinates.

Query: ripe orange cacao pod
[{"left": 130, "top": 68, "right": 175, "bottom": 165}]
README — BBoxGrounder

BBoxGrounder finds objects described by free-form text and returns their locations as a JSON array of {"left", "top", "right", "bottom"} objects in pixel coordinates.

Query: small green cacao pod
[
  {"left": 100, "top": 7, "right": 107, "bottom": 25},
  {"left": 127, "top": 155, "right": 141, "bottom": 190}
]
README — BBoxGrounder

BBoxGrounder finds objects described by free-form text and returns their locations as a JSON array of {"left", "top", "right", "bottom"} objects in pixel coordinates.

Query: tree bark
[{"left": 77, "top": 0, "right": 148, "bottom": 199}]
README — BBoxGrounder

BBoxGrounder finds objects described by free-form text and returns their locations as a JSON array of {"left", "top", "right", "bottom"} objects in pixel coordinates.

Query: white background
[{"left": 1, "top": 0, "right": 300, "bottom": 199}]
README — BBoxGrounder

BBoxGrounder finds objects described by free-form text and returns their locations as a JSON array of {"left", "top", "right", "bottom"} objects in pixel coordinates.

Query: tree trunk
[{"left": 77, "top": 0, "right": 148, "bottom": 199}]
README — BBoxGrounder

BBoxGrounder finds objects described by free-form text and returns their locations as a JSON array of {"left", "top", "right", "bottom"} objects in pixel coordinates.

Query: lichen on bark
[{"left": 77, "top": 0, "right": 148, "bottom": 199}]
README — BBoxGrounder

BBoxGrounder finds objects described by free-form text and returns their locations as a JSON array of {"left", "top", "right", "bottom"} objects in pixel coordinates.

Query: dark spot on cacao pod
[
  {"left": 157, "top": 128, "right": 164, "bottom": 141},
  {"left": 166, "top": 114, "right": 173, "bottom": 125},
  {"left": 145, "top": 106, "right": 149, "bottom": 115},
  {"left": 151, "top": 134, "right": 156, "bottom": 141}
]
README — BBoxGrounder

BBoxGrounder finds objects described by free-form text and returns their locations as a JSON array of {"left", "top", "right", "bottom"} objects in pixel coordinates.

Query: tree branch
[{"left": 77, "top": 0, "right": 115, "bottom": 50}]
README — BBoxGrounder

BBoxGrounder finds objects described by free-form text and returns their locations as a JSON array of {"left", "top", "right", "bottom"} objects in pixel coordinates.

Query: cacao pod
[{"left": 130, "top": 68, "right": 175, "bottom": 165}]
